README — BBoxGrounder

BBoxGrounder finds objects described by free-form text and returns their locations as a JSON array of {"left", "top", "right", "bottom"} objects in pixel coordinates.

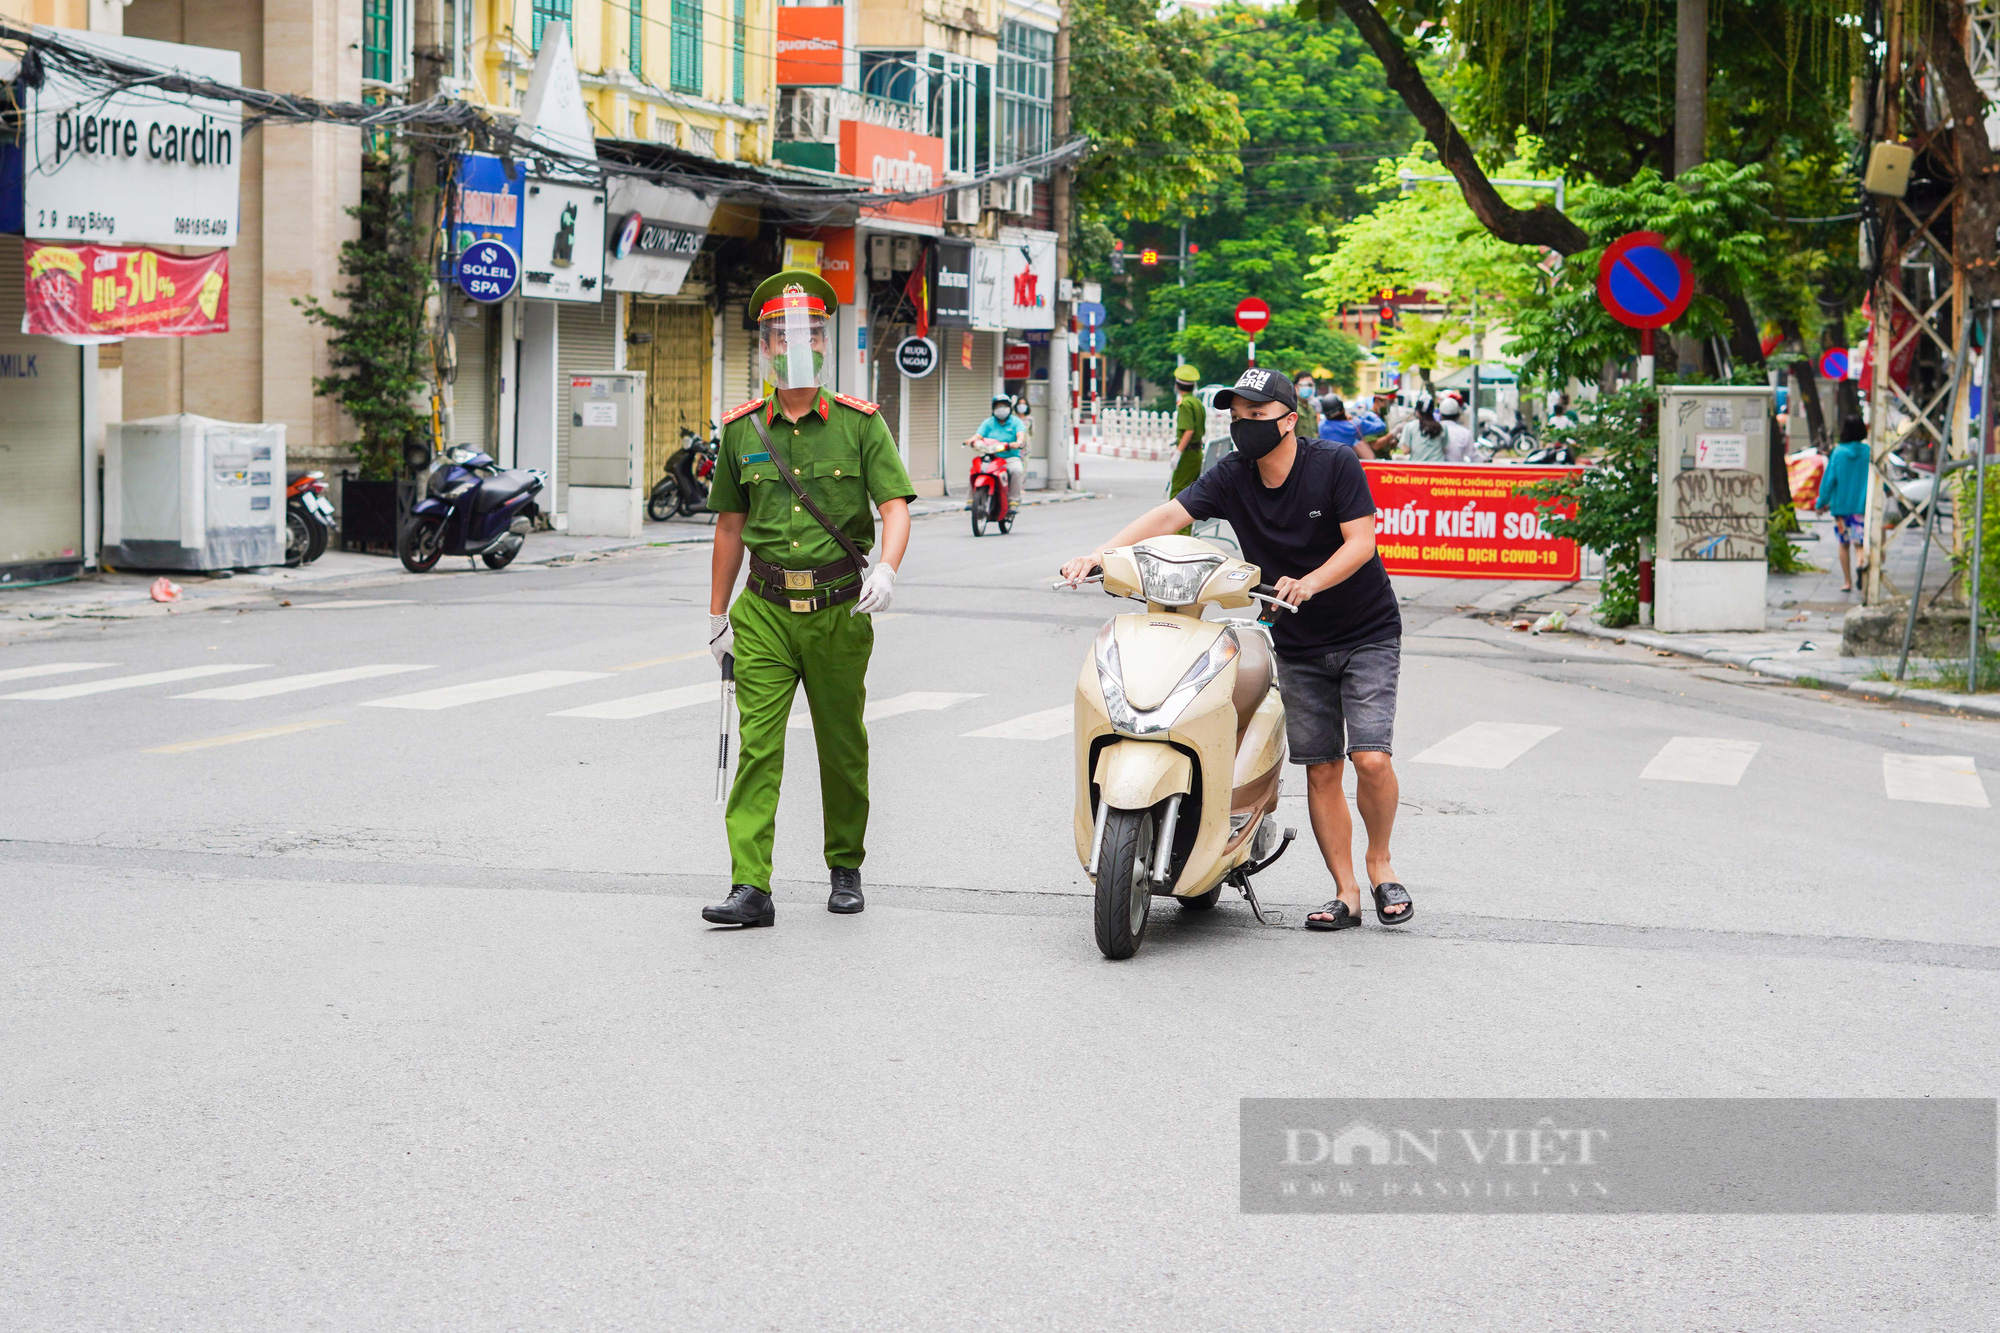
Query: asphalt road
[{"left": 3, "top": 457, "right": 1996, "bottom": 1330}]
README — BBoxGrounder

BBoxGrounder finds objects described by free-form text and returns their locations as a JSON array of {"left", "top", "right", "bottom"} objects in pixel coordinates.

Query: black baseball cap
[{"left": 1213, "top": 367, "right": 1298, "bottom": 412}]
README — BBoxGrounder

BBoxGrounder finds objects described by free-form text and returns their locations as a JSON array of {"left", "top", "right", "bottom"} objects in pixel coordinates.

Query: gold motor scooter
[{"left": 1061, "top": 536, "right": 1298, "bottom": 959}]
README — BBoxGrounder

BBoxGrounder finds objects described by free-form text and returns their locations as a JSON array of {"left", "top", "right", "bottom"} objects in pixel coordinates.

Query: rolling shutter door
[
  {"left": 447, "top": 308, "right": 490, "bottom": 451},
  {"left": 632, "top": 300, "right": 713, "bottom": 485},
  {"left": 556, "top": 297, "right": 620, "bottom": 515},
  {"left": 718, "top": 301, "right": 759, "bottom": 409},
  {"left": 944, "top": 331, "right": 997, "bottom": 476},
  {"left": 0, "top": 235, "right": 85, "bottom": 576},
  {"left": 903, "top": 359, "right": 941, "bottom": 484}
]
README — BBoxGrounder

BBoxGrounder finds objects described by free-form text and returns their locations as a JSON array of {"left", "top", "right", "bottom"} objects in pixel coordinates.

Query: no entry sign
[
  {"left": 1819, "top": 347, "right": 1850, "bottom": 380},
  {"left": 1596, "top": 232, "right": 1694, "bottom": 330},
  {"left": 1235, "top": 298, "right": 1270, "bottom": 335}
]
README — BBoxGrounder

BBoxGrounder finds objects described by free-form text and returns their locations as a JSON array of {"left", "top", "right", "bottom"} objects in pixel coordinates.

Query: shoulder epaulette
[
  {"left": 721, "top": 397, "right": 765, "bottom": 425},
  {"left": 832, "top": 392, "right": 880, "bottom": 416}
]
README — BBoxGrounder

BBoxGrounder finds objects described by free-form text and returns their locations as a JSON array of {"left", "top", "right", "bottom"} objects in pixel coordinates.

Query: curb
[{"left": 1566, "top": 619, "right": 2000, "bottom": 718}]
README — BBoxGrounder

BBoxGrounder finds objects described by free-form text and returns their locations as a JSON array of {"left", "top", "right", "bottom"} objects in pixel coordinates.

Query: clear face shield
[{"left": 761, "top": 308, "right": 829, "bottom": 392}]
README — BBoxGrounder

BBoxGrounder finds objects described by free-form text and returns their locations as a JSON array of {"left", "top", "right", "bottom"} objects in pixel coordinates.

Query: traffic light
[
  {"left": 1140, "top": 248, "right": 1159, "bottom": 267},
  {"left": 1378, "top": 302, "right": 1397, "bottom": 329},
  {"left": 1111, "top": 250, "right": 1126, "bottom": 275},
  {"left": 1187, "top": 243, "right": 1199, "bottom": 255}
]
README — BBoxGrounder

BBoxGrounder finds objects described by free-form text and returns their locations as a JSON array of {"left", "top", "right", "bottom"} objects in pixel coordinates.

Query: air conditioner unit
[
  {"left": 868, "top": 234, "right": 894, "bottom": 282},
  {"left": 1011, "top": 176, "right": 1035, "bottom": 215},
  {"left": 982, "top": 179, "right": 1013, "bottom": 211},
  {"left": 949, "top": 187, "right": 982, "bottom": 225}
]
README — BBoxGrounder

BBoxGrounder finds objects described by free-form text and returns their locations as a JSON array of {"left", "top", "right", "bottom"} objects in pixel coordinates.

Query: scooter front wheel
[
  {"left": 1093, "top": 806, "right": 1155, "bottom": 960},
  {"left": 648, "top": 478, "right": 680, "bottom": 522},
  {"left": 970, "top": 486, "right": 989, "bottom": 537},
  {"left": 397, "top": 515, "right": 446, "bottom": 573}
]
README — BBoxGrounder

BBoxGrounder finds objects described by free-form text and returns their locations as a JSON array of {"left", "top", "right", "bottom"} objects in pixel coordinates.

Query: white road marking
[
  {"left": 287, "top": 599, "right": 413, "bottom": 610},
  {"left": 789, "top": 691, "right": 983, "bottom": 729},
  {"left": 147, "top": 720, "right": 343, "bottom": 754},
  {"left": 175, "top": 664, "right": 435, "bottom": 700},
  {"left": 1640, "top": 737, "right": 1761, "bottom": 786},
  {"left": 553, "top": 681, "right": 720, "bottom": 719},
  {"left": 964, "top": 705, "right": 1072, "bottom": 740},
  {"left": 362, "top": 670, "right": 611, "bottom": 710},
  {"left": 611, "top": 650, "right": 709, "bottom": 671},
  {"left": 1883, "top": 753, "right": 1990, "bottom": 807},
  {"left": 2, "top": 665, "right": 269, "bottom": 700},
  {"left": 0, "top": 662, "right": 116, "bottom": 684},
  {"left": 1411, "top": 722, "right": 1560, "bottom": 769}
]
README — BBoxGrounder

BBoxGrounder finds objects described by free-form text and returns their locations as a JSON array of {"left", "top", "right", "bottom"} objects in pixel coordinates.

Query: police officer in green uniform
[{"left": 702, "top": 270, "right": 917, "bottom": 927}]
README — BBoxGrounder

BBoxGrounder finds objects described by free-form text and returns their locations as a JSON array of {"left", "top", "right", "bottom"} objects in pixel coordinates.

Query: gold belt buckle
[
  {"left": 782, "top": 568, "right": 815, "bottom": 591},
  {"left": 788, "top": 598, "right": 812, "bottom": 613}
]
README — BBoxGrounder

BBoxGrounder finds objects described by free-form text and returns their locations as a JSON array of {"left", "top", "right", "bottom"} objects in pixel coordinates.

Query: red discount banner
[
  {"left": 1362, "top": 462, "right": 1585, "bottom": 581},
  {"left": 23, "top": 241, "right": 229, "bottom": 339}
]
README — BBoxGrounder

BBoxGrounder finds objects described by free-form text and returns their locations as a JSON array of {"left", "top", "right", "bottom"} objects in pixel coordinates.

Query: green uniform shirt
[
  {"left": 1175, "top": 393, "right": 1205, "bottom": 442},
  {"left": 708, "top": 389, "right": 917, "bottom": 569}
]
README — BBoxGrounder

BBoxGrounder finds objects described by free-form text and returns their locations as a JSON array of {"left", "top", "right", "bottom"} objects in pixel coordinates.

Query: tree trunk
[
  {"left": 1929, "top": 2, "right": 2000, "bottom": 317},
  {"left": 1721, "top": 288, "right": 1764, "bottom": 371},
  {"left": 1330, "top": 0, "right": 1588, "bottom": 254},
  {"left": 1781, "top": 317, "right": 1828, "bottom": 449}
]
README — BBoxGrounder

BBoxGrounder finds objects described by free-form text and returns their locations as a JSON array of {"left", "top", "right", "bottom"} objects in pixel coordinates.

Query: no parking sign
[
  {"left": 1819, "top": 347, "right": 1850, "bottom": 380},
  {"left": 1596, "top": 232, "right": 1694, "bottom": 329}
]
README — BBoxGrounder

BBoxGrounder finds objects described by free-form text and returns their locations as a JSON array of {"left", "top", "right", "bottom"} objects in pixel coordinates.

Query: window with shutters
[
  {"left": 532, "top": 0, "right": 571, "bottom": 51},
  {"left": 998, "top": 22, "right": 1053, "bottom": 172},
  {"left": 731, "top": 0, "right": 746, "bottom": 103},
  {"left": 630, "top": 0, "right": 644, "bottom": 76},
  {"left": 671, "top": 0, "right": 703, "bottom": 95},
  {"left": 362, "top": 0, "right": 395, "bottom": 83}
]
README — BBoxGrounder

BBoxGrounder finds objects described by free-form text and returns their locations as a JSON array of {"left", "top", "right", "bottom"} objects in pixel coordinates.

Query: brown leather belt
[
  {"left": 748, "top": 574, "right": 860, "bottom": 613},
  {"left": 749, "top": 552, "right": 860, "bottom": 591}
]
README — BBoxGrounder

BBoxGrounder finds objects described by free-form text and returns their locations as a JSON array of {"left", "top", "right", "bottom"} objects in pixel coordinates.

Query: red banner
[
  {"left": 1363, "top": 462, "right": 1584, "bottom": 581},
  {"left": 23, "top": 241, "right": 229, "bottom": 338}
]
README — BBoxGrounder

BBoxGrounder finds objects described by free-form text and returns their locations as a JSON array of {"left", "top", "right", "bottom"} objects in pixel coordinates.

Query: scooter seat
[
  {"left": 1231, "top": 625, "right": 1275, "bottom": 734},
  {"left": 473, "top": 470, "right": 542, "bottom": 512}
]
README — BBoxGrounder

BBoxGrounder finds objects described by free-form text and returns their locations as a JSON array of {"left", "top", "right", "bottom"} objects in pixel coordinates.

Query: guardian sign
[{"left": 456, "top": 241, "right": 521, "bottom": 303}]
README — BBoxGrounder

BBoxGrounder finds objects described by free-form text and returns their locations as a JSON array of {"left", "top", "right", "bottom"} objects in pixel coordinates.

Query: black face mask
[{"left": 1230, "top": 413, "right": 1291, "bottom": 460}]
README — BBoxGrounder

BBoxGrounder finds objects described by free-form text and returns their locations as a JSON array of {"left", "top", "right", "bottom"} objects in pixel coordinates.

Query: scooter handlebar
[{"left": 1249, "top": 584, "right": 1300, "bottom": 613}]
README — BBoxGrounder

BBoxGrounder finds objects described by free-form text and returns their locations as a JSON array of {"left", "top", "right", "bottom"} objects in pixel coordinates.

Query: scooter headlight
[
  {"left": 1093, "top": 622, "right": 1239, "bottom": 735},
  {"left": 1134, "top": 549, "right": 1224, "bottom": 607}
]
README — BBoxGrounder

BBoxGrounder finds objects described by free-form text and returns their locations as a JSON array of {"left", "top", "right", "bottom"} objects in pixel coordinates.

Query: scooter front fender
[
  {"left": 1093, "top": 741, "right": 1192, "bottom": 812},
  {"left": 409, "top": 496, "right": 451, "bottom": 518}
]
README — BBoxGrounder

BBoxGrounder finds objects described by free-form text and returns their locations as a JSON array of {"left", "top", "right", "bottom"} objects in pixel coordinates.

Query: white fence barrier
[{"left": 1074, "top": 408, "right": 1177, "bottom": 461}]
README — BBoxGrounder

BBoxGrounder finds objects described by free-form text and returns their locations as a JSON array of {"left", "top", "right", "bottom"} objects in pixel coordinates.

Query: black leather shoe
[
  {"left": 828, "top": 867, "right": 864, "bottom": 914},
  {"left": 703, "top": 884, "right": 774, "bottom": 927}
]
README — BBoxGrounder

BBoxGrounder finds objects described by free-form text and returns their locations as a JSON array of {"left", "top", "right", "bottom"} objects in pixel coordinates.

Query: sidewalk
[
  {"left": 1527, "top": 513, "right": 2000, "bottom": 719},
  {"left": 0, "top": 488, "right": 1100, "bottom": 640}
]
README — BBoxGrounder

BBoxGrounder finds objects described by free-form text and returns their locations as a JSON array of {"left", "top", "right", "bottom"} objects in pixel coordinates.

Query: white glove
[
  {"left": 854, "top": 563, "right": 896, "bottom": 615},
  {"left": 708, "top": 613, "right": 734, "bottom": 666}
]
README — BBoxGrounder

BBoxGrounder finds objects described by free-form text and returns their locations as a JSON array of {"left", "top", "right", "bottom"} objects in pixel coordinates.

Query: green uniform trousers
[
  {"left": 725, "top": 588, "right": 875, "bottom": 890},
  {"left": 1170, "top": 443, "right": 1203, "bottom": 535}
]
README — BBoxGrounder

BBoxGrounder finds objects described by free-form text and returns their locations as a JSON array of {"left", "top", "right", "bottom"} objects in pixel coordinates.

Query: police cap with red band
[{"left": 750, "top": 268, "right": 839, "bottom": 322}]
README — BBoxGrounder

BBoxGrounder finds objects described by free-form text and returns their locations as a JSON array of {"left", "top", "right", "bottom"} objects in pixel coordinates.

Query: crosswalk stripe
[
  {"left": 2, "top": 664, "right": 269, "bottom": 700},
  {"left": 1883, "top": 753, "right": 1989, "bottom": 807},
  {"left": 611, "top": 650, "right": 709, "bottom": 671},
  {"left": 1412, "top": 722, "right": 1560, "bottom": 769},
  {"left": 964, "top": 705, "right": 1071, "bottom": 740},
  {"left": 788, "top": 691, "right": 983, "bottom": 729},
  {"left": 553, "top": 681, "right": 720, "bottom": 719},
  {"left": 174, "top": 664, "right": 435, "bottom": 700},
  {"left": 1640, "top": 737, "right": 1761, "bottom": 786},
  {"left": 361, "top": 670, "right": 611, "bottom": 711},
  {"left": 147, "top": 720, "right": 343, "bottom": 754},
  {"left": 0, "top": 662, "right": 116, "bottom": 685}
]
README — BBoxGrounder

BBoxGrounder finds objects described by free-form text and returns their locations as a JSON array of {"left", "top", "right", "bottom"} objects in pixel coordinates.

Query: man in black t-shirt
[{"left": 1059, "top": 368, "right": 1412, "bottom": 932}]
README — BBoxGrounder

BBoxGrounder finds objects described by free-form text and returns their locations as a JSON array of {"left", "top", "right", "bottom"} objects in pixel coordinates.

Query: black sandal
[
  {"left": 1370, "top": 882, "right": 1414, "bottom": 925},
  {"left": 1305, "top": 899, "right": 1362, "bottom": 932}
]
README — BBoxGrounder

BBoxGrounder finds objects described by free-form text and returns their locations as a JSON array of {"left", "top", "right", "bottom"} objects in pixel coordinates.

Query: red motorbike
[
  {"left": 968, "top": 449, "right": 1015, "bottom": 537},
  {"left": 284, "top": 470, "right": 334, "bottom": 566}
]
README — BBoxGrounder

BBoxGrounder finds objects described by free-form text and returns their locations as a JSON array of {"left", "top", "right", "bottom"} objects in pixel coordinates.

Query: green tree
[
  {"left": 1516, "top": 387, "right": 1658, "bottom": 626},
  {"left": 295, "top": 155, "right": 435, "bottom": 479},
  {"left": 1068, "top": 0, "right": 1246, "bottom": 225}
]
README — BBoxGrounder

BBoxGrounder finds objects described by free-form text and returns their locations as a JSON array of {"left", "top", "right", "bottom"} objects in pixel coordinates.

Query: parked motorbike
[
  {"left": 1476, "top": 421, "right": 1540, "bottom": 459},
  {"left": 399, "top": 446, "right": 546, "bottom": 573},
  {"left": 1519, "top": 442, "right": 1577, "bottom": 466},
  {"left": 284, "top": 470, "right": 334, "bottom": 567},
  {"left": 968, "top": 448, "right": 1015, "bottom": 536},
  {"left": 649, "top": 424, "right": 719, "bottom": 521},
  {"left": 1060, "top": 535, "right": 1299, "bottom": 959}
]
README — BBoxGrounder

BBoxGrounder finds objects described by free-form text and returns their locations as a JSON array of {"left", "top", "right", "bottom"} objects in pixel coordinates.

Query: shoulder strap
[{"left": 747, "top": 412, "right": 871, "bottom": 574}]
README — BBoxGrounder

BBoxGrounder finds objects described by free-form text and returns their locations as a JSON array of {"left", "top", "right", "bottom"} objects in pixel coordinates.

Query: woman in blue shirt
[
  {"left": 1815, "top": 416, "right": 1873, "bottom": 592},
  {"left": 967, "top": 395, "right": 1024, "bottom": 503}
]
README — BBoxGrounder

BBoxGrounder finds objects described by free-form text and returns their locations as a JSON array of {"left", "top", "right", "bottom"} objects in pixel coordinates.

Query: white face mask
[{"left": 994, "top": 406, "right": 1011, "bottom": 420}]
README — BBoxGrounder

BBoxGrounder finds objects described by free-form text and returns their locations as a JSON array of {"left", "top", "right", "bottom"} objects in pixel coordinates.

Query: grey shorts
[{"left": 1274, "top": 639, "right": 1401, "bottom": 764}]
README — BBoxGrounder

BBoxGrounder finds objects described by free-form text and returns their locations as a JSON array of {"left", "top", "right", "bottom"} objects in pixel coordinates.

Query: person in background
[
  {"left": 1815, "top": 415, "right": 1872, "bottom": 593},
  {"left": 1437, "top": 395, "right": 1476, "bottom": 462},
  {"left": 1348, "top": 397, "right": 1388, "bottom": 460},
  {"left": 1295, "top": 374, "right": 1323, "bottom": 438},
  {"left": 1318, "top": 394, "right": 1356, "bottom": 447},
  {"left": 1169, "top": 366, "right": 1206, "bottom": 505},
  {"left": 1013, "top": 393, "right": 1035, "bottom": 461},
  {"left": 1400, "top": 401, "right": 1447, "bottom": 462},
  {"left": 966, "top": 395, "right": 1025, "bottom": 505}
]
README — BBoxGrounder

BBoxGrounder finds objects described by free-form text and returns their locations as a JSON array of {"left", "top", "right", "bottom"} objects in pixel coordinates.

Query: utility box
[
  {"left": 1655, "top": 386, "right": 1774, "bottom": 632},
  {"left": 565, "top": 371, "right": 646, "bottom": 537},
  {"left": 103, "top": 414, "right": 286, "bottom": 572}
]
